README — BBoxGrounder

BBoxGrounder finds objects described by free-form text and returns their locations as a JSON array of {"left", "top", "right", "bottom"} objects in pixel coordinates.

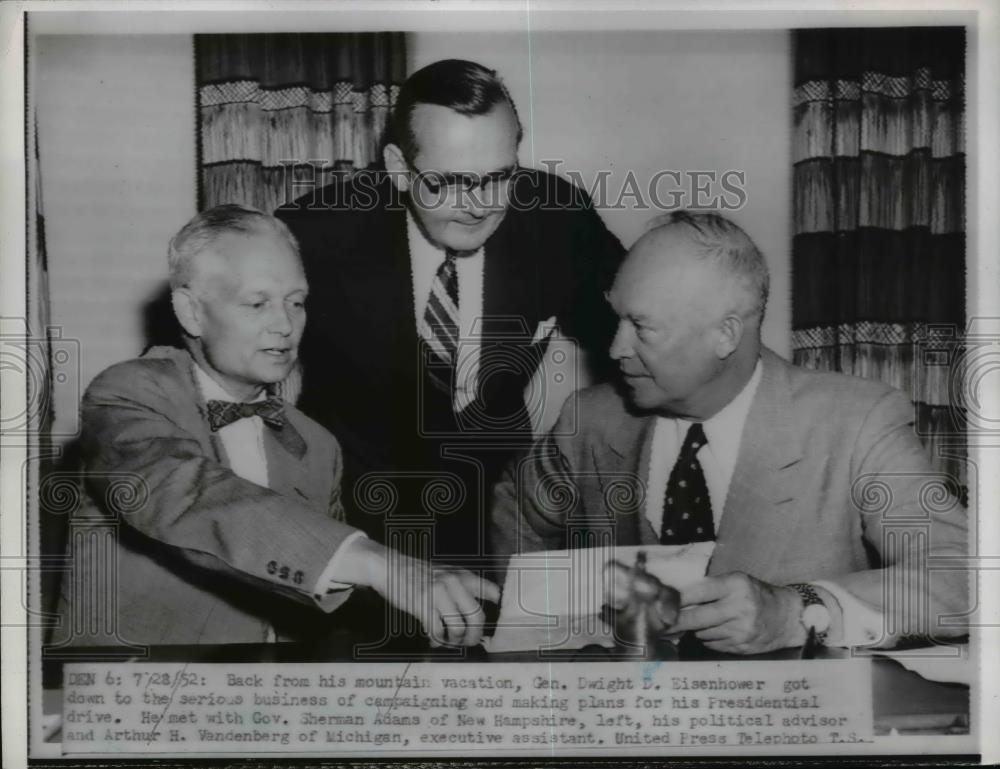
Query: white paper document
[{"left": 486, "top": 542, "right": 715, "bottom": 653}]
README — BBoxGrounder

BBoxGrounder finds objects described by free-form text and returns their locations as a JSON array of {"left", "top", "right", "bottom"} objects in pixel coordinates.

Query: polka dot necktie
[{"left": 660, "top": 422, "right": 715, "bottom": 545}]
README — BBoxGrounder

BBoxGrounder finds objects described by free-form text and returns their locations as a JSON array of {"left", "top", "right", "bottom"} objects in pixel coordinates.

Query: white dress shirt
[
  {"left": 195, "top": 366, "right": 270, "bottom": 488},
  {"left": 644, "top": 361, "right": 763, "bottom": 536},
  {"left": 194, "top": 365, "right": 362, "bottom": 637},
  {"left": 406, "top": 211, "right": 577, "bottom": 432},
  {"left": 643, "top": 359, "right": 882, "bottom": 647},
  {"left": 408, "top": 212, "right": 484, "bottom": 412}
]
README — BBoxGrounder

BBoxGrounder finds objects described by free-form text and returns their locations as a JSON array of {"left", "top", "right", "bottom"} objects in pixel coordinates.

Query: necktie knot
[
  {"left": 438, "top": 250, "right": 459, "bottom": 304},
  {"left": 680, "top": 423, "right": 707, "bottom": 457},
  {"left": 207, "top": 397, "right": 286, "bottom": 432}
]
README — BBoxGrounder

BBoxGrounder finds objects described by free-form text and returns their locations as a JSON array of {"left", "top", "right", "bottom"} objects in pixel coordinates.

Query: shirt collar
[
  {"left": 193, "top": 363, "right": 267, "bottom": 404},
  {"left": 701, "top": 358, "right": 763, "bottom": 463},
  {"left": 674, "top": 358, "right": 763, "bottom": 465},
  {"left": 406, "top": 210, "right": 484, "bottom": 265}
]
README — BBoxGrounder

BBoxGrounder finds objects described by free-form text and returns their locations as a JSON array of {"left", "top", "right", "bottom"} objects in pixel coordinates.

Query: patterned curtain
[
  {"left": 195, "top": 33, "right": 406, "bottom": 212},
  {"left": 791, "top": 28, "right": 966, "bottom": 484}
]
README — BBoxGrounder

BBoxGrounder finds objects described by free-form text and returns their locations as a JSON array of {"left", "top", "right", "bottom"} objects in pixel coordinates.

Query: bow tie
[{"left": 206, "top": 397, "right": 286, "bottom": 432}]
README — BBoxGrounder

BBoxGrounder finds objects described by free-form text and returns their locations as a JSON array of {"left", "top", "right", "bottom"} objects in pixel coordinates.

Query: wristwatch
[{"left": 789, "top": 583, "right": 831, "bottom": 645}]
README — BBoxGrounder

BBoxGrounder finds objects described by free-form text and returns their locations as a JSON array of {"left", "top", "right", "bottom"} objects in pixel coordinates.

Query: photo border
[{"left": 3, "top": 1, "right": 998, "bottom": 767}]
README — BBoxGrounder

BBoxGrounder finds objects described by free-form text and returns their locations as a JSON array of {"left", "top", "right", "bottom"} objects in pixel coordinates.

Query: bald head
[
  {"left": 607, "top": 211, "right": 768, "bottom": 419},
  {"left": 627, "top": 211, "right": 769, "bottom": 325}
]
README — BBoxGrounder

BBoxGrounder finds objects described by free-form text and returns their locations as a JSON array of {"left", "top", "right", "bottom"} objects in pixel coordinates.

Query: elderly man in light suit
[
  {"left": 491, "top": 210, "right": 967, "bottom": 654},
  {"left": 53, "top": 205, "right": 496, "bottom": 649}
]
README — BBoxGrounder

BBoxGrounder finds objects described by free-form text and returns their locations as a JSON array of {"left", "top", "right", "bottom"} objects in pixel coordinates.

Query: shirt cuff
[
  {"left": 810, "top": 579, "right": 884, "bottom": 648},
  {"left": 312, "top": 530, "right": 368, "bottom": 599}
]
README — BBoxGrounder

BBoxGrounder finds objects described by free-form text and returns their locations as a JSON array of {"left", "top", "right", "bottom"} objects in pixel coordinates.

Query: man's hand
[
  {"left": 672, "top": 572, "right": 806, "bottom": 654},
  {"left": 335, "top": 538, "right": 500, "bottom": 647}
]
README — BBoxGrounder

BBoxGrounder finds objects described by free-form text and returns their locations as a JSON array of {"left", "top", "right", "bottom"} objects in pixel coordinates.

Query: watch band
[{"left": 789, "top": 582, "right": 829, "bottom": 645}]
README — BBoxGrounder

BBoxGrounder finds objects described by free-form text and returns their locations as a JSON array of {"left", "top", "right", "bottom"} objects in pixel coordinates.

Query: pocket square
[{"left": 532, "top": 316, "right": 559, "bottom": 344}]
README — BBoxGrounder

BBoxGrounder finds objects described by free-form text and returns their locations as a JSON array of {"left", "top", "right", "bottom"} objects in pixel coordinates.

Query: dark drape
[
  {"left": 194, "top": 33, "right": 406, "bottom": 212},
  {"left": 30, "top": 115, "right": 61, "bottom": 622},
  {"left": 791, "top": 27, "right": 966, "bottom": 484}
]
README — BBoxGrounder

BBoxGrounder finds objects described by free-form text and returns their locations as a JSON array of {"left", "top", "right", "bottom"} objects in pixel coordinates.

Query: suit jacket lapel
[
  {"left": 483, "top": 213, "right": 535, "bottom": 327},
  {"left": 602, "top": 411, "right": 660, "bottom": 546},
  {"left": 470, "top": 214, "right": 540, "bottom": 422},
  {"left": 483, "top": 211, "right": 544, "bottom": 356},
  {"left": 159, "top": 347, "right": 230, "bottom": 467},
  {"left": 710, "top": 350, "right": 804, "bottom": 578},
  {"left": 261, "top": 422, "right": 314, "bottom": 504},
  {"left": 160, "top": 347, "right": 314, "bottom": 505}
]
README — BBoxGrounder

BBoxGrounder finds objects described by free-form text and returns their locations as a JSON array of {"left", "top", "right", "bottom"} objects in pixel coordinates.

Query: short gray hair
[
  {"left": 167, "top": 204, "right": 300, "bottom": 290},
  {"left": 646, "top": 210, "right": 770, "bottom": 320}
]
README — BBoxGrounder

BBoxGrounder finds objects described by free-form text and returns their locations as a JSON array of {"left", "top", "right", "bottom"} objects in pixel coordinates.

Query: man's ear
[
  {"left": 171, "top": 288, "right": 203, "bottom": 338},
  {"left": 715, "top": 314, "right": 744, "bottom": 359},
  {"left": 383, "top": 143, "right": 411, "bottom": 193}
]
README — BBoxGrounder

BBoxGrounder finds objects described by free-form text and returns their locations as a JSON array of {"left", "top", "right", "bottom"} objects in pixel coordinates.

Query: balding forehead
[
  {"left": 615, "top": 238, "right": 736, "bottom": 320},
  {"left": 620, "top": 214, "right": 768, "bottom": 322},
  {"left": 632, "top": 223, "right": 702, "bottom": 263},
  {"left": 621, "top": 229, "right": 705, "bottom": 288},
  {"left": 189, "top": 231, "right": 303, "bottom": 295}
]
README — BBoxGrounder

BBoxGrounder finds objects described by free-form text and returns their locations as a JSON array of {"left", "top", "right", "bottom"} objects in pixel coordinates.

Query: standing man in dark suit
[
  {"left": 277, "top": 59, "right": 624, "bottom": 558},
  {"left": 491, "top": 211, "right": 968, "bottom": 653},
  {"left": 53, "top": 205, "right": 496, "bottom": 649}
]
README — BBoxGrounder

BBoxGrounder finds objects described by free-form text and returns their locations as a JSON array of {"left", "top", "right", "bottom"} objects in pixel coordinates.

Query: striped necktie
[{"left": 422, "top": 249, "right": 460, "bottom": 398}]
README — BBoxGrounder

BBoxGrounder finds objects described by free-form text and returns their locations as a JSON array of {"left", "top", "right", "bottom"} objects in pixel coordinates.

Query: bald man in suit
[{"left": 491, "top": 211, "right": 968, "bottom": 654}]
